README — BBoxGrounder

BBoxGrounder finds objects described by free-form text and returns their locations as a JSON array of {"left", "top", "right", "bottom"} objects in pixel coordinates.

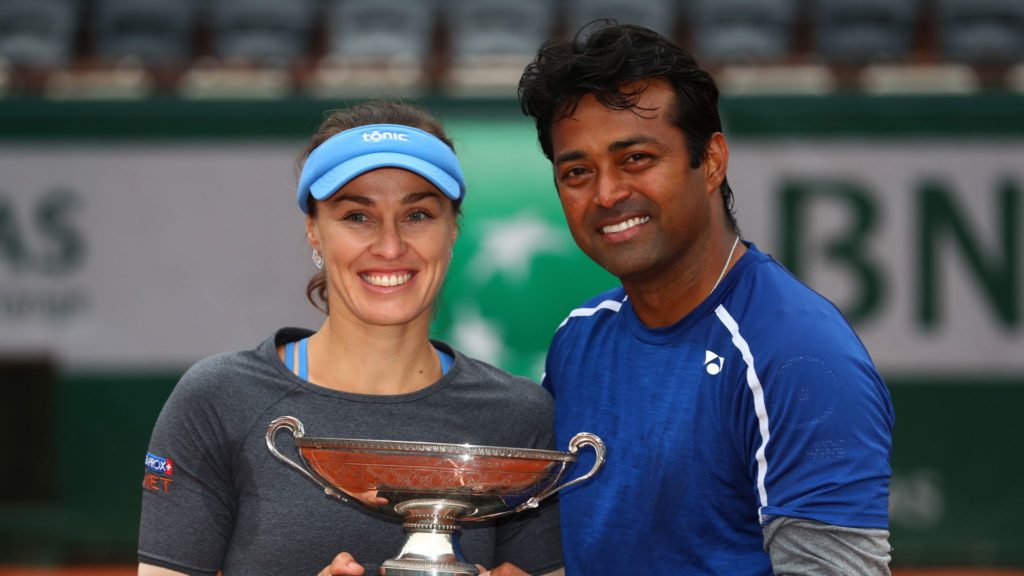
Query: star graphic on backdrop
[
  {"left": 467, "top": 212, "right": 571, "bottom": 284},
  {"left": 451, "top": 306, "right": 505, "bottom": 365}
]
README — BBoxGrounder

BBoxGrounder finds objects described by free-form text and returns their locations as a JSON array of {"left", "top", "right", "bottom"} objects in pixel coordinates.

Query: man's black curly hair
[{"left": 518, "top": 22, "right": 737, "bottom": 233}]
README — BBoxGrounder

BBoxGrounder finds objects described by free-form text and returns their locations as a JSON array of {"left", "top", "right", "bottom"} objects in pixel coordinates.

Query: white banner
[{"left": 0, "top": 143, "right": 323, "bottom": 368}]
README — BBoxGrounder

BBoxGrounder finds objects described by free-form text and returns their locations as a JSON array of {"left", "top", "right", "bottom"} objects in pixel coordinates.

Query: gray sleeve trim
[{"left": 763, "top": 517, "right": 892, "bottom": 576}]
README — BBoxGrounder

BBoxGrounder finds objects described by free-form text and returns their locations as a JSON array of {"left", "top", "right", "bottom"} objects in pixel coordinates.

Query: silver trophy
[{"left": 267, "top": 416, "right": 605, "bottom": 576}]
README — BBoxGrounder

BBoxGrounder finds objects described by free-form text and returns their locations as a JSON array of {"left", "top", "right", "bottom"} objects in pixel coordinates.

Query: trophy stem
[{"left": 381, "top": 500, "right": 479, "bottom": 576}]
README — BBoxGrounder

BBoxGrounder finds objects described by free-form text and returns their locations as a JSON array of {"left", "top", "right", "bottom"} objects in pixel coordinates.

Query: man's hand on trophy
[{"left": 318, "top": 552, "right": 365, "bottom": 575}]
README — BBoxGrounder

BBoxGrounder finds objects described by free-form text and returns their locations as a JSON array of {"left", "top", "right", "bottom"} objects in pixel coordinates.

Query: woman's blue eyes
[{"left": 342, "top": 210, "right": 432, "bottom": 223}]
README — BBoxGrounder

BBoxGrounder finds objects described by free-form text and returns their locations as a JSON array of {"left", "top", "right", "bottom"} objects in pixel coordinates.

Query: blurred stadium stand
[
  {"left": 813, "top": 0, "right": 920, "bottom": 65},
  {"left": 309, "top": 0, "right": 436, "bottom": 97},
  {"left": 687, "top": 0, "right": 800, "bottom": 65},
  {"left": 208, "top": 0, "right": 314, "bottom": 65},
  {"left": 443, "top": 0, "right": 557, "bottom": 95},
  {"left": 938, "top": 0, "right": 1024, "bottom": 65},
  {"left": 0, "top": 0, "right": 1021, "bottom": 98},
  {"left": 92, "top": 0, "right": 195, "bottom": 66},
  {"left": 43, "top": 0, "right": 196, "bottom": 99},
  {"left": 0, "top": 0, "right": 77, "bottom": 70},
  {"left": 565, "top": 0, "right": 677, "bottom": 39}
]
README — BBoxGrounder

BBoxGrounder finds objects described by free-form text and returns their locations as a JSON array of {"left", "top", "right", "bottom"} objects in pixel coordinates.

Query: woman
[{"left": 138, "top": 102, "right": 563, "bottom": 576}]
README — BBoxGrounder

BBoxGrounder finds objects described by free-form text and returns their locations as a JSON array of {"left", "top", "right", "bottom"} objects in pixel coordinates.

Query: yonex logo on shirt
[
  {"left": 704, "top": 350, "right": 724, "bottom": 375},
  {"left": 361, "top": 130, "right": 409, "bottom": 143}
]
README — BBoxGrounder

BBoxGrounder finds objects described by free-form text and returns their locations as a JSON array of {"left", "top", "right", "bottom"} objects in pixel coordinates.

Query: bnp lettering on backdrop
[
  {"left": 917, "top": 178, "right": 1020, "bottom": 329},
  {"left": 778, "top": 176, "right": 1021, "bottom": 331},
  {"left": 0, "top": 187, "right": 88, "bottom": 325}
]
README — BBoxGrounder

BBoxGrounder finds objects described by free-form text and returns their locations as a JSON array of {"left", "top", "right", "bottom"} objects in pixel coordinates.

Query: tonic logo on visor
[{"left": 362, "top": 130, "right": 409, "bottom": 143}]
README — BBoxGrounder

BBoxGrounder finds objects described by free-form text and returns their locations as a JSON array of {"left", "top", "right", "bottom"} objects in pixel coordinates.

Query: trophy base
[
  {"left": 380, "top": 558, "right": 479, "bottom": 576},
  {"left": 380, "top": 503, "right": 480, "bottom": 576}
]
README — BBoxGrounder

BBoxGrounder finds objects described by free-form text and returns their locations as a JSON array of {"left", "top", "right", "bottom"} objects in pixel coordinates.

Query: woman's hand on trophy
[{"left": 318, "top": 552, "right": 365, "bottom": 575}]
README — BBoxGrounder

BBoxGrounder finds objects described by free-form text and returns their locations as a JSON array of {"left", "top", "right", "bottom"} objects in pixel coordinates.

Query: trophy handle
[
  {"left": 518, "top": 432, "right": 606, "bottom": 511},
  {"left": 266, "top": 415, "right": 348, "bottom": 502},
  {"left": 470, "top": 432, "right": 606, "bottom": 521}
]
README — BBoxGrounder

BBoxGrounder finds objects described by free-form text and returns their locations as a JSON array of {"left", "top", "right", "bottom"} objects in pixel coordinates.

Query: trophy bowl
[{"left": 267, "top": 416, "right": 605, "bottom": 576}]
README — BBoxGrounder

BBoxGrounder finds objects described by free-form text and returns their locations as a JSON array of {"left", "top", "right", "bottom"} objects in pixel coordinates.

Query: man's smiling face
[{"left": 550, "top": 79, "right": 719, "bottom": 285}]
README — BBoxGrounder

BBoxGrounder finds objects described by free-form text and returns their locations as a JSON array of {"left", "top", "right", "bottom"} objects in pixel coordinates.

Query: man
[{"left": 518, "top": 23, "right": 895, "bottom": 575}]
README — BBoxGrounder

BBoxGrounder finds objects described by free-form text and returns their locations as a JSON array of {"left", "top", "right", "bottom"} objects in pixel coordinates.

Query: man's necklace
[{"left": 709, "top": 235, "right": 741, "bottom": 297}]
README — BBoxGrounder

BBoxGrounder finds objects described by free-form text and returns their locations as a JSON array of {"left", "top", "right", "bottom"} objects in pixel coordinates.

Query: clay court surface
[{"left": 2, "top": 568, "right": 1023, "bottom": 575}]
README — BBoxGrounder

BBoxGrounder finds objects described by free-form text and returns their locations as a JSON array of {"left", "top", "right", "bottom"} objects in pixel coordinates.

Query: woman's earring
[{"left": 312, "top": 249, "right": 324, "bottom": 270}]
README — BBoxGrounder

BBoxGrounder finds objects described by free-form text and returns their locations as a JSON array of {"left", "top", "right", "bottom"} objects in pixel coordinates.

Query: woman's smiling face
[{"left": 307, "top": 167, "right": 457, "bottom": 329}]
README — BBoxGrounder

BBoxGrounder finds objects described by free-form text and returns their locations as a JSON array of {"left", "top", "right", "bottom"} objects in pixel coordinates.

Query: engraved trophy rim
[{"left": 293, "top": 436, "right": 579, "bottom": 462}]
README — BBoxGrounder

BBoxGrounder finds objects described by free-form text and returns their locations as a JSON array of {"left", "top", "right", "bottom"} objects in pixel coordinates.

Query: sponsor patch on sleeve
[
  {"left": 145, "top": 452, "right": 174, "bottom": 475},
  {"left": 143, "top": 451, "right": 174, "bottom": 493}
]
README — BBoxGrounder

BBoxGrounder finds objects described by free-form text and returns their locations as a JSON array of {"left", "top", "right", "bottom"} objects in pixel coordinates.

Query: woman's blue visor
[{"left": 296, "top": 123, "right": 465, "bottom": 214}]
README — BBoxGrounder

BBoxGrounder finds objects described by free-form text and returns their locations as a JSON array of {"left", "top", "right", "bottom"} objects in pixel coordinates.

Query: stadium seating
[
  {"left": 208, "top": 0, "right": 315, "bottom": 66},
  {"left": 564, "top": 0, "right": 677, "bottom": 39},
  {"left": 937, "top": 0, "right": 1024, "bottom": 65},
  {"left": 0, "top": 0, "right": 76, "bottom": 69},
  {"left": 445, "top": 0, "right": 554, "bottom": 60},
  {"left": 93, "top": 0, "right": 195, "bottom": 67},
  {"left": 443, "top": 0, "right": 557, "bottom": 92},
  {"left": 1, "top": 0, "right": 1021, "bottom": 96},
  {"left": 324, "top": 0, "right": 434, "bottom": 65},
  {"left": 687, "top": 0, "right": 799, "bottom": 64},
  {"left": 813, "top": 0, "right": 920, "bottom": 64},
  {"left": 309, "top": 0, "right": 434, "bottom": 94}
]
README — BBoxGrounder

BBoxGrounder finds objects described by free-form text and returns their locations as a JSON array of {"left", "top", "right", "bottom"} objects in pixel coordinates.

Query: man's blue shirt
[{"left": 543, "top": 244, "right": 894, "bottom": 575}]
